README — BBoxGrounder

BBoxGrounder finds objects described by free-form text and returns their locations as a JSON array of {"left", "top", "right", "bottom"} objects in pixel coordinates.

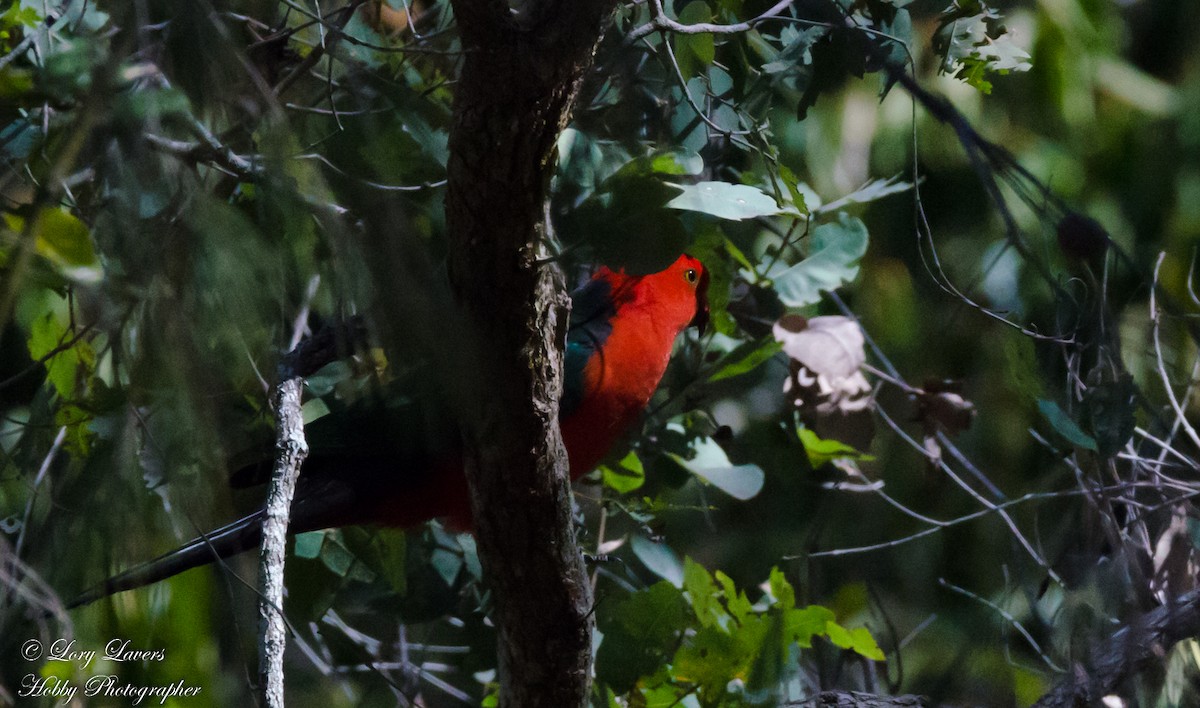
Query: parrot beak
[{"left": 690, "top": 269, "right": 710, "bottom": 336}]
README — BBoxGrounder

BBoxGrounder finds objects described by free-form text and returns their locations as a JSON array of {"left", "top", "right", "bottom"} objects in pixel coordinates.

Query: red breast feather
[{"left": 561, "top": 254, "right": 705, "bottom": 477}]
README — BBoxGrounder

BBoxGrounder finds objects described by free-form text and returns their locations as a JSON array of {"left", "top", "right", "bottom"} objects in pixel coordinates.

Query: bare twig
[
  {"left": 257, "top": 372, "right": 307, "bottom": 707},
  {"left": 1150, "top": 253, "right": 1200, "bottom": 452},
  {"left": 937, "top": 578, "right": 1063, "bottom": 673},
  {"left": 12, "top": 426, "right": 66, "bottom": 562},
  {"left": 273, "top": 0, "right": 367, "bottom": 99},
  {"left": 653, "top": 12, "right": 755, "bottom": 140},
  {"left": 257, "top": 296, "right": 332, "bottom": 706},
  {"left": 627, "top": 0, "right": 794, "bottom": 42},
  {"left": 0, "top": 0, "right": 75, "bottom": 71},
  {"left": 801, "top": 487, "right": 1128, "bottom": 560},
  {"left": 0, "top": 323, "right": 95, "bottom": 391}
]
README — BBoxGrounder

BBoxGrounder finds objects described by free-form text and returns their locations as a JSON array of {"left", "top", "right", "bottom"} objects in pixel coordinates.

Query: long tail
[{"left": 66, "top": 510, "right": 266, "bottom": 609}]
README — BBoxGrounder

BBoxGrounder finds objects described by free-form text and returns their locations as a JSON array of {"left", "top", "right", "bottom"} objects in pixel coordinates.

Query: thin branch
[
  {"left": 257, "top": 297, "right": 330, "bottom": 706},
  {"left": 12, "top": 426, "right": 66, "bottom": 562},
  {"left": 656, "top": 31, "right": 755, "bottom": 139},
  {"left": 937, "top": 578, "right": 1064, "bottom": 673},
  {"left": 801, "top": 488, "right": 1116, "bottom": 560},
  {"left": 0, "top": 323, "right": 95, "bottom": 391},
  {"left": 1033, "top": 590, "right": 1200, "bottom": 707},
  {"left": 275, "top": 0, "right": 462, "bottom": 55},
  {"left": 273, "top": 0, "right": 367, "bottom": 99},
  {"left": 145, "top": 131, "right": 446, "bottom": 193},
  {"left": 627, "top": 0, "right": 794, "bottom": 42},
  {"left": 257, "top": 372, "right": 306, "bottom": 708},
  {"left": 296, "top": 153, "right": 447, "bottom": 192},
  {"left": 0, "top": 0, "right": 74, "bottom": 71},
  {"left": 1150, "top": 253, "right": 1200, "bottom": 452}
]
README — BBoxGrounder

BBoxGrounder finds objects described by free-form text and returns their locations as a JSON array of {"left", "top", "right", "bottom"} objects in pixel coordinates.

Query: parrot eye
[{"left": 684, "top": 268, "right": 699, "bottom": 284}]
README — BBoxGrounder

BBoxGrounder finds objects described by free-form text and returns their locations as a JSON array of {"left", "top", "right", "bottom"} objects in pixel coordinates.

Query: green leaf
[
  {"left": 1038, "top": 399, "right": 1098, "bottom": 451},
  {"left": 714, "top": 570, "right": 753, "bottom": 624},
  {"left": 687, "top": 463, "right": 765, "bottom": 500},
  {"left": 36, "top": 207, "right": 97, "bottom": 267},
  {"left": 632, "top": 534, "right": 685, "bottom": 588},
  {"left": 347, "top": 528, "right": 407, "bottom": 595},
  {"left": 2, "top": 4, "right": 43, "bottom": 28},
  {"left": 458, "top": 533, "right": 483, "bottom": 580},
  {"left": 596, "top": 582, "right": 688, "bottom": 693},
  {"left": 850, "top": 627, "right": 886, "bottom": 661},
  {"left": 667, "top": 181, "right": 788, "bottom": 220},
  {"left": 614, "top": 149, "right": 704, "bottom": 178},
  {"left": 675, "top": 2, "right": 715, "bottom": 75},
  {"left": 26, "top": 312, "right": 90, "bottom": 400},
  {"left": 937, "top": 7, "right": 1031, "bottom": 93},
  {"left": 304, "top": 360, "right": 353, "bottom": 396},
  {"left": 708, "top": 65, "right": 732, "bottom": 96},
  {"left": 294, "top": 531, "right": 325, "bottom": 559},
  {"left": 579, "top": 175, "right": 692, "bottom": 274},
  {"left": 816, "top": 176, "right": 913, "bottom": 214},
  {"left": 768, "top": 567, "right": 795, "bottom": 611},
  {"left": 673, "top": 77, "right": 710, "bottom": 153},
  {"left": 674, "top": 617, "right": 770, "bottom": 695},
  {"left": 672, "top": 435, "right": 765, "bottom": 500},
  {"left": 684, "top": 558, "right": 724, "bottom": 628},
  {"left": 301, "top": 398, "right": 330, "bottom": 425},
  {"left": 825, "top": 623, "right": 886, "bottom": 661},
  {"left": 602, "top": 450, "right": 646, "bottom": 493},
  {"left": 762, "top": 26, "right": 827, "bottom": 75},
  {"left": 642, "top": 683, "right": 698, "bottom": 708},
  {"left": 672, "top": 626, "right": 742, "bottom": 693},
  {"left": 781, "top": 605, "right": 835, "bottom": 648},
  {"left": 55, "top": 403, "right": 93, "bottom": 457},
  {"left": 797, "top": 427, "right": 875, "bottom": 467},
  {"left": 764, "top": 213, "right": 868, "bottom": 307},
  {"left": 430, "top": 547, "right": 463, "bottom": 587},
  {"left": 776, "top": 163, "right": 816, "bottom": 215},
  {"left": 318, "top": 531, "right": 374, "bottom": 581},
  {"left": 707, "top": 338, "right": 783, "bottom": 382}
]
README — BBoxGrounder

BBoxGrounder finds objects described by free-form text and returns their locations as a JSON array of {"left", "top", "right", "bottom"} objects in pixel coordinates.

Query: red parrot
[{"left": 68, "top": 254, "right": 709, "bottom": 607}]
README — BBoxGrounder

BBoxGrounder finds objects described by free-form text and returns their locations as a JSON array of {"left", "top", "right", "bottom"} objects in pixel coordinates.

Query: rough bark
[
  {"left": 443, "top": 1, "right": 618, "bottom": 706},
  {"left": 1033, "top": 589, "right": 1200, "bottom": 707},
  {"left": 255, "top": 323, "right": 355, "bottom": 706},
  {"left": 258, "top": 374, "right": 307, "bottom": 708}
]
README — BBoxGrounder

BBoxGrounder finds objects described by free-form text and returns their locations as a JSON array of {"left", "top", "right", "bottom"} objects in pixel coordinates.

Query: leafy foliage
[
  {"left": 0, "top": 0, "right": 1197, "bottom": 704},
  {"left": 597, "top": 565, "right": 881, "bottom": 706},
  {"left": 935, "top": 0, "right": 1033, "bottom": 93},
  {"left": 758, "top": 214, "right": 869, "bottom": 307}
]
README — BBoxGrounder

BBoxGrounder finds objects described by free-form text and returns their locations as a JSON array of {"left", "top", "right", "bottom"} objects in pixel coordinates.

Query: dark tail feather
[{"left": 67, "top": 510, "right": 266, "bottom": 609}]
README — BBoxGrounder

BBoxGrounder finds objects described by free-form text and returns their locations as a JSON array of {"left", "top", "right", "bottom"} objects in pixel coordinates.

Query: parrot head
[
  {"left": 633, "top": 253, "right": 709, "bottom": 335},
  {"left": 588, "top": 253, "right": 710, "bottom": 338}
]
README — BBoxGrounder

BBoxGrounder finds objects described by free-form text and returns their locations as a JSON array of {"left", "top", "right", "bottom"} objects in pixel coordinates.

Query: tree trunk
[{"left": 443, "top": 1, "right": 617, "bottom": 706}]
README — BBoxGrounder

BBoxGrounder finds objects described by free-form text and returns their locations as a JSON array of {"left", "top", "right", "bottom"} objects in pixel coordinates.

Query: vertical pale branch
[
  {"left": 257, "top": 371, "right": 308, "bottom": 707},
  {"left": 255, "top": 318, "right": 356, "bottom": 706},
  {"left": 444, "top": 0, "right": 617, "bottom": 705}
]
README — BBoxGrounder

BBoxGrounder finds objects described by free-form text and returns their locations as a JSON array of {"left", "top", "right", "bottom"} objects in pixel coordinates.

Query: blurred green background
[{"left": 1, "top": 0, "right": 1199, "bottom": 705}]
